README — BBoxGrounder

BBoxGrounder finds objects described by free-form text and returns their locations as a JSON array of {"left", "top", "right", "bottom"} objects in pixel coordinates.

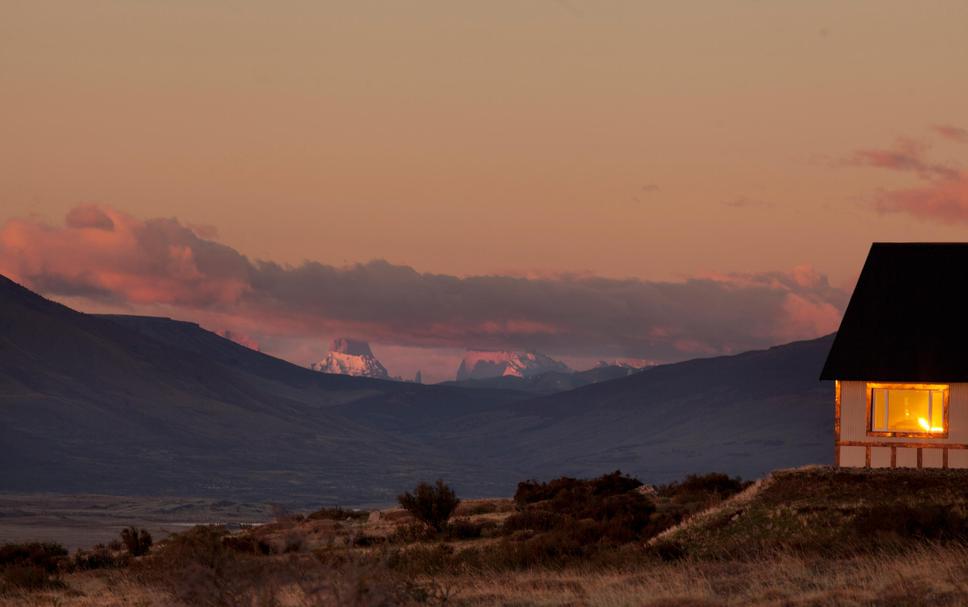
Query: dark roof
[{"left": 821, "top": 243, "right": 968, "bottom": 381}]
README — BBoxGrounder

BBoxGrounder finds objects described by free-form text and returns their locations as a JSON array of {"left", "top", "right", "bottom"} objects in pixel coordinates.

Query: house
[{"left": 820, "top": 243, "right": 968, "bottom": 469}]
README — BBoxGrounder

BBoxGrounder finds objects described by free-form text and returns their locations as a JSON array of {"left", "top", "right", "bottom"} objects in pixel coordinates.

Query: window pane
[
  {"left": 886, "top": 389, "right": 928, "bottom": 432},
  {"left": 872, "top": 388, "right": 888, "bottom": 431},
  {"left": 932, "top": 391, "right": 944, "bottom": 431},
  {"left": 870, "top": 387, "right": 946, "bottom": 434}
]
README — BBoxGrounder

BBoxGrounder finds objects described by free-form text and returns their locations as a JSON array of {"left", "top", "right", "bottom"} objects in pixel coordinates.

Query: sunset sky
[{"left": 2, "top": 1, "right": 968, "bottom": 382}]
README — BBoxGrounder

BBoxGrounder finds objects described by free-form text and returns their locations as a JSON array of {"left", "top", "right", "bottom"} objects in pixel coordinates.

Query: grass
[{"left": 8, "top": 467, "right": 968, "bottom": 606}]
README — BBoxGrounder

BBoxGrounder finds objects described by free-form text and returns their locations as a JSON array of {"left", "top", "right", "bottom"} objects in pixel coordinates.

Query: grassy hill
[
  {"left": 658, "top": 466, "right": 968, "bottom": 558},
  {"left": 6, "top": 467, "right": 968, "bottom": 606}
]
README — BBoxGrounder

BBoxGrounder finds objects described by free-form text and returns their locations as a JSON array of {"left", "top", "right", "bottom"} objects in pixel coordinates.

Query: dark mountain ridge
[{"left": 1, "top": 274, "right": 835, "bottom": 503}]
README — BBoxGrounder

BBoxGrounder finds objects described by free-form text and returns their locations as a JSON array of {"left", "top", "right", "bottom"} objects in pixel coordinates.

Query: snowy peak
[
  {"left": 456, "top": 350, "right": 571, "bottom": 381},
  {"left": 311, "top": 338, "right": 390, "bottom": 379}
]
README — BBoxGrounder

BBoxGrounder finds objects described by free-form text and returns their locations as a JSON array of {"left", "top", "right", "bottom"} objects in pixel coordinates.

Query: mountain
[
  {"left": 456, "top": 350, "right": 571, "bottom": 381},
  {"left": 311, "top": 338, "right": 391, "bottom": 379},
  {"left": 0, "top": 273, "right": 835, "bottom": 504},
  {"left": 0, "top": 275, "right": 524, "bottom": 505},
  {"left": 344, "top": 334, "right": 835, "bottom": 485},
  {"left": 465, "top": 335, "right": 835, "bottom": 483},
  {"left": 443, "top": 362, "right": 642, "bottom": 395}
]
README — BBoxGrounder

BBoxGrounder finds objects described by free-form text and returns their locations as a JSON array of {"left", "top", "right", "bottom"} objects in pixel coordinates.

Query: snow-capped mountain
[
  {"left": 456, "top": 350, "right": 571, "bottom": 381},
  {"left": 311, "top": 338, "right": 390, "bottom": 379}
]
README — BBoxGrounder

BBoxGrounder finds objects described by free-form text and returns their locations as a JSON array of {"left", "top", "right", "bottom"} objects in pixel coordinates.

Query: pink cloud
[
  {"left": 873, "top": 174, "right": 968, "bottom": 224},
  {"left": 0, "top": 206, "right": 847, "bottom": 369},
  {"left": 0, "top": 206, "right": 250, "bottom": 306},
  {"left": 932, "top": 124, "right": 968, "bottom": 144},
  {"left": 847, "top": 138, "right": 958, "bottom": 180},
  {"left": 847, "top": 133, "right": 968, "bottom": 225}
]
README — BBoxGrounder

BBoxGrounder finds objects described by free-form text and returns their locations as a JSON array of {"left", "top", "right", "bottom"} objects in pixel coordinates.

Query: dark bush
[
  {"left": 503, "top": 509, "right": 564, "bottom": 533},
  {"left": 307, "top": 506, "right": 368, "bottom": 521},
  {"left": 649, "top": 538, "right": 687, "bottom": 561},
  {"left": 854, "top": 504, "right": 968, "bottom": 540},
  {"left": 444, "top": 518, "right": 487, "bottom": 540},
  {"left": 0, "top": 542, "right": 68, "bottom": 592},
  {"left": 120, "top": 526, "right": 153, "bottom": 556},
  {"left": 657, "top": 473, "right": 748, "bottom": 501},
  {"left": 352, "top": 534, "right": 387, "bottom": 547},
  {"left": 222, "top": 536, "right": 271, "bottom": 555},
  {"left": 2, "top": 565, "right": 63, "bottom": 591},
  {"left": 397, "top": 480, "right": 460, "bottom": 532},
  {"left": 71, "top": 544, "right": 127, "bottom": 571},
  {"left": 389, "top": 522, "right": 438, "bottom": 544},
  {"left": 0, "top": 542, "right": 68, "bottom": 573},
  {"left": 514, "top": 470, "right": 644, "bottom": 509}
]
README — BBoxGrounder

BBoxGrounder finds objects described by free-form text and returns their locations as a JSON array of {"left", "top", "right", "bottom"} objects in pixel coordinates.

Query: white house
[{"left": 821, "top": 243, "right": 968, "bottom": 469}]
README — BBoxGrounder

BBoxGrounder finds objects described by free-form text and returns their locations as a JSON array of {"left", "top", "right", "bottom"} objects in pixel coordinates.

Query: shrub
[
  {"left": 0, "top": 542, "right": 68, "bottom": 593},
  {"left": 657, "top": 473, "right": 748, "bottom": 501},
  {"left": 444, "top": 518, "right": 487, "bottom": 540},
  {"left": 120, "top": 526, "right": 153, "bottom": 556},
  {"left": 397, "top": 480, "right": 460, "bottom": 532},
  {"left": 71, "top": 544, "right": 127, "bottom": 571},
  {"left": 0, "top": 542, "right": 68, "bottom": 573},
  {"left": 222, "top": 536, "right": 271, "bottom": 555},
  {"left": 307, "top": 506, "right": 368, "bottom": 521},
  {"left": 2, "top": 565, "right": 63, "bottom": 591},
  {"left": 853, "top": 504, "right": 968, "bottom": 541}
]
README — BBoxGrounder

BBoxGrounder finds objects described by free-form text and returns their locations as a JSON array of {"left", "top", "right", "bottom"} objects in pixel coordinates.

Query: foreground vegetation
[{"left": 5, "top": 467, "right": 968, "bottom": 606}]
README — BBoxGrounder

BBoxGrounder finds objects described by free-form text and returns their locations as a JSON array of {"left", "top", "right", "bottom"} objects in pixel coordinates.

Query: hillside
[
  {"left": 658, "top": 466, "right": 968, "bottom": 558},
  {"left": 343, "top": 334, "right": 835, "bottom": 485},
  {"left": 441, "top": 364, "right": 640, "bottom": 395},
  {"left": 1, "top": 274, "right": 835, "bottom": 503},
  {"left": 0, "top": 275, "right": 525, "bottom": 504}
]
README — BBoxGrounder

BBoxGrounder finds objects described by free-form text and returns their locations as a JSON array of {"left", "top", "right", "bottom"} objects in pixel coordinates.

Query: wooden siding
[{"left": 838, "top": 380, "right": 968, "bottom": 469}]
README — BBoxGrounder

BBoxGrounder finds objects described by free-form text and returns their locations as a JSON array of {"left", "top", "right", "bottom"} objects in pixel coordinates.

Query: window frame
[{"left": 866, "top": 382, "right": 950, "bottom": 439}]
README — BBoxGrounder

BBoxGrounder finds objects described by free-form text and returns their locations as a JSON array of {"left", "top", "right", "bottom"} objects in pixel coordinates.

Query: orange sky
[{"left": 2, "top": 2, "right": 968, "bottom": 381}]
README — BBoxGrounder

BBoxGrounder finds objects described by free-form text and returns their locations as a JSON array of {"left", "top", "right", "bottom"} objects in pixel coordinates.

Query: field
[{"left": 5, "top": 467, "right": 968, "bottom": 606}]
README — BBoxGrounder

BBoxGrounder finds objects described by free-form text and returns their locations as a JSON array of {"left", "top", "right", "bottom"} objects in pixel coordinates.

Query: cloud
[
  {"left": 932, "top": 125, "right": 968, "bottom": 144},
  {"left": 0, "top": 206, "right": 847, "bottom": 366},
  {"left": 873, "top": 174, "right": 968, "bottom": 224},
  {"left": 846, "top": 138, "right": 958, "bottom": 180},
  {"left": 847, "top": 133, "right": 968, "bottom": 224}
]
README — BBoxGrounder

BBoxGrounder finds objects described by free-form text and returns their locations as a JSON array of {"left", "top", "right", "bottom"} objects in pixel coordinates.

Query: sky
[{"left": 2, "top": 1, "right": 968, "bottom": 382}]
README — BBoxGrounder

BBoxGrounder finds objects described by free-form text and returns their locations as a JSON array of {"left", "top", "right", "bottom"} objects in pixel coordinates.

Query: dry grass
[
  {"left": 10, "top": 469, "right": 968, "bottom": 606},
  {"left": 5, "top": 543, "right": 968, "bottom": 606},
  {"left": 437, "top": 543, "right": 968, "bottom": 606}
]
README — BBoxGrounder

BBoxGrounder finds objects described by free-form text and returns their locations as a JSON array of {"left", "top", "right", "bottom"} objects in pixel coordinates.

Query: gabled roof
[{"left": 820, "top": 243, "right": 968, "bottom": 381}]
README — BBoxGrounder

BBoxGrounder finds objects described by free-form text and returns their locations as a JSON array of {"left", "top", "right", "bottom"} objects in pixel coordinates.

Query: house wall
[{"left": 838, "top": 380, "right": 968, "bottom": 469}]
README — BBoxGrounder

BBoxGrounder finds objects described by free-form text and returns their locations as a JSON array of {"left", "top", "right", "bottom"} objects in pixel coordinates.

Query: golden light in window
[{"left": 868, "top": 383, "right": 948, "bottom": 437}]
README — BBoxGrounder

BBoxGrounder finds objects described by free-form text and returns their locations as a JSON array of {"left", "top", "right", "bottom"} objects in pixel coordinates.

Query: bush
[
  {"left": 657, "top": 473, "right": 748, "bottom": 501},
  {"left": 854, "top": 504, "right": 968, "bottom": 541},
  {"left": 0, "top": 542, "right": 68, "bottom": 593},
  {"left": 307, "top": 506, "right": 368, "bottom": 521},
  {"left": 514, "top": 470, "right": 643, "bottom": 508},
  {"left": 2, "top": 565, "right": 63, "bottom": 591},
  {"left": 444, "top": 518, "right": 490, "bottom": 540},
  {"left": 71, "top": 544, "right": 127, "bottom": 571},
  {"left": 397, "top": 480, "right": 460, "bottom": 532},
  {"left": 121, "top": 526, "right": 153, "bottom": 556},
  {"left": 0, "top": 542, "right": 67, "bottom": 573}
]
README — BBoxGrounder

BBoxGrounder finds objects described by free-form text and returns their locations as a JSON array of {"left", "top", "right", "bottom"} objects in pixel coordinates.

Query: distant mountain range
[
  {"left": 456, "top": 350, "right": 571, "bottom": 381},
  {"left": 0, "top": 274, "right": 834, "bottom": 506}
]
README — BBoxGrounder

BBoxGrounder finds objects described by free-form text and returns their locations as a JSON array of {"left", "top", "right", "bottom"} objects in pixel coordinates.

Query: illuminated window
[{"left": 868, "top": 384, "right": 948, "bottom": 437}]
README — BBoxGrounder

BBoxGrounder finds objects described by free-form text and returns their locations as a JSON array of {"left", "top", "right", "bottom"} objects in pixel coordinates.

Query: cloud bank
[
  {"left": 0, "top": 206, "right": 845, "bottom": 368},
  {"left": 850, "top": 132, "right": 968, "bottom": 225}
]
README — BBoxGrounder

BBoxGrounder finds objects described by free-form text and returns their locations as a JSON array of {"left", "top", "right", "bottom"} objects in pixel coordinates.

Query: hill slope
[
  {"left": 1, "top": 274, "right": 836, "bottom": 503},
  {"left": 0, "top": 275, "right": 524, "bottom": 504},
  {"left": 342, "top": 334, "right": 835, "bottom": 484}
]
